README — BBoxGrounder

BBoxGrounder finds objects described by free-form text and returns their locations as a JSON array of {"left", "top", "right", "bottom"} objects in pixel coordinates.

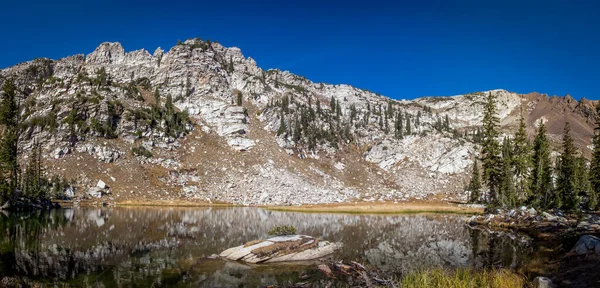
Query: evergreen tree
[
  {"left": 529, "top": 121, "right": 553, "bottom": 209},
  {"left": 513, "top": 114, "right": 531, "bottom": 201},
  {"left": 481, "top": 92, "right": 503, "bottom": 204},
  {"left": 236, "top": 91, "right": 243, "bottom": 106},
  {"left": 499, "top": 137, "right": 517, "bottom": 207},
  {"left": 277, "top": 112, "right": 287, "bottom": 136},
  {"left": 468, "top": 159, "right": 482, "bottom": 203},
  {"left": 406, "top": 117, "right": 411, "bottom": 135},
  {"left": 589, "top": 105, "right": 600, "bottom": 210},
  {"left": 330, "top": 96, "right": 336, "bottom": 112},
  {"left": 0, "top": 80, "right": 19, "bottom": 201},
  {"left": 575, "top": 156, "right": 595, "bottom": 210},
  {"left": 395, "top": 111, "right": 403, "bottom": 139},
  {"left": 384, "top": 113, "right": 389, "bottom": 133},
  {"left": 556, "top": 122, "right": 580, "bottom": 211},
  {"left": 316, "top": 99, "right": 322, "bottom": 115}
]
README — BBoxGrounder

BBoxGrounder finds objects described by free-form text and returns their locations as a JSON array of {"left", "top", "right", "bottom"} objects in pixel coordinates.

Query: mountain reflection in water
[{"left": 0, "top": 207, "right": 532, "bottom": 287}]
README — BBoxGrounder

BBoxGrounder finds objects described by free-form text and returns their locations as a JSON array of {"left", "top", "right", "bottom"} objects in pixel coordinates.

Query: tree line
[
  {"left": 468, "top": 92, "right": 598, "bottom": 211},
  {"left": 0, "top": 80, "right": 68, "bottom": 205}
]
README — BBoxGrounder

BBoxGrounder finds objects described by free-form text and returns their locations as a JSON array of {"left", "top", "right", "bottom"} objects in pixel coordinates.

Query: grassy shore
[
  {"left": 264, "top": 201, "right": 483, "bottom": 215},
  {"left": 398, "top": 268, "right": 527, "bottom": 288}
]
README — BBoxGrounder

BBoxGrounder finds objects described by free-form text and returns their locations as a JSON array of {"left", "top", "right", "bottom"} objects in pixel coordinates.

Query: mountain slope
[{"left": 0, "top": 38, "right": 596, "bottom": 205}]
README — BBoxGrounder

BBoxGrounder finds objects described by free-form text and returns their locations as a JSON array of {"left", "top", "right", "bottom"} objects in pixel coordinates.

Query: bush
[
  {"left": 132, "top": 145, "right": 153, "bottom": 158},
  {"left": 268, "top": 225, "right": 297, "bottom": 236}
]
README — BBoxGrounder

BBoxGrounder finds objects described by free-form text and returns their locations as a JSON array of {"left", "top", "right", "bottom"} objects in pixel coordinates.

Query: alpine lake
[{"left": 0, "top": 207, "right": 563, "bottom": 287}]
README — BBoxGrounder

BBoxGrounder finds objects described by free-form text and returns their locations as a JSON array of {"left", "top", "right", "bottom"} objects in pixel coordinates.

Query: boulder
[
  {"left": 97, "top": 180, "right": 107, "bottom": 189},
  {"left": 64, "top": 187, "right": 75, "bottom": 198},
  {"left": 533, "top": 277, "right": 554, "bottom": 288},
  {"left": 571, "top": 235, "right": 600, "bottom": 255},
  {"left": 220, "top": 235, "right": 341, "bottom": 264},
  {"left": 88, "top": 187, "right": 103, "bottom": 198}
]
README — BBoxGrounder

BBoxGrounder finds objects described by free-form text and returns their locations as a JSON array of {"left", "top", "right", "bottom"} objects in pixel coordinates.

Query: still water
[{"left": 0, "top": 207, "right": 532, "bottom": 287}]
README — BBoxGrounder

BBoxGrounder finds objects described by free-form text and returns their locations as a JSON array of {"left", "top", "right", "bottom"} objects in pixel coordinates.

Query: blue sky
[{"left": 1, "top": 0, "right": 599, "bottom": 99}]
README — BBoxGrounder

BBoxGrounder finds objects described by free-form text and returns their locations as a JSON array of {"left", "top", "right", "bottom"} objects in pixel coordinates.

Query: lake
[{"left": 0, "top": 207, "right": 533, "bottom": 287}]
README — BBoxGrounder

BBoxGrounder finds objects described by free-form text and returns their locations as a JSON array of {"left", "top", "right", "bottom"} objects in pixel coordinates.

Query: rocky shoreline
[
  {"left": 466, "top": 206, "right": 600, "bottom": 238},
  {"left": 0, "top": 197, "right": 60, "bottom": 212},
  {"left": 467, "top": 206, "right": 600, "bottom": 287}
]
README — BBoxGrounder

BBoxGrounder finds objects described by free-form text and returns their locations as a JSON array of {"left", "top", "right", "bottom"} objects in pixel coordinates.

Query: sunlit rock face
[{"left": 0, "top": 208, "right": 531, "bottom": 286}]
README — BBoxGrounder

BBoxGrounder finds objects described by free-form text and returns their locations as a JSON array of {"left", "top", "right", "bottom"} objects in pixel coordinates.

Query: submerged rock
[
  {"left": 571, "top": 235, "right": 600, "bottom": 255},
  {"left": 220, "top": 235, "right": 340, "bottom": 264}
]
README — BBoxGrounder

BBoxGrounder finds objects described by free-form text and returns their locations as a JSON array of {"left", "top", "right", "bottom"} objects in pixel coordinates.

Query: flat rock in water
[{"left": 219, "top": 235, "right": 340, "bottom": 264}]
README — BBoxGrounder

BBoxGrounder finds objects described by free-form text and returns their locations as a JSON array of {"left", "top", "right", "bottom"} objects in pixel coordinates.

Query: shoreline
[{"left": 108, "top": 199, "right": 483, "bottom": 214}]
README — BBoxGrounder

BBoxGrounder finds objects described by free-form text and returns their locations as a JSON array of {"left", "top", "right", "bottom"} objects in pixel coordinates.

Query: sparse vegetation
[
  {"left": 132, "top": 145, "right": 153, "bottom": 158},
  {"left": 268, "top": 225, "right": 297, "bottom": 236},
  {"left": 398, "top": 268, "right": 526, "bottom": 288}
]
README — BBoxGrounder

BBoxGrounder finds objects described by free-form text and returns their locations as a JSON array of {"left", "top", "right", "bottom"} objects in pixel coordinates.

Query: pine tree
[
  {"left": 395, "top": 111, "right": 403, "bottom": 139},
  {"left": 468, "top": 159, "right": 482, "bottom": 203},
  {"left": 575, "top": 156, "right": 595, "bottom": 210},
  {"left": 556, "top": 122, "right": 580, "bottom": 211},
  {"left": 0, "top": 80, "right": 19, "bottom": 202},
  {"left": 529, "top": 121, "right": 553, "bottom": 209},
  {"left": 481, "top": 92, "right": 503, "bottom": 204},
  {"left": 589, "top": 105, "right": 600, "bottom": 211},
  {"left": 236, "top": 91, "right": 243, "bottom": 106},
  {"left": 512, "top": 114, "right": 531, "bottom": 201},
  {"left": 277, "top": 112, "right": 287, "bottom": 136},
  {"left": 499, "top": 137, "right": 517, "bottom": 207},
  {"left": 330, "top": 96, "right": 336, "bottom": 112}
]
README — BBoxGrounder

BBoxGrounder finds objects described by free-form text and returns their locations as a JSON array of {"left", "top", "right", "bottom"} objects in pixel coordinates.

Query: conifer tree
[
  {"left": 530, "top": 121, "right": 553, "bottom": 209},
  {"left": 589, "top": 105, "right": 600, "bottom": 210},
  {"left": 395, "top": 111, "right": 403, "bottom": 139},
  {"left": 499, "top": 137, "right": 517, "bottom": 207},
  {"left": 556, "top": 122, "right": 580, "bottom": 211},
  {"left": 513, "top": 114, "right": 531, "bottom": 201},
  {"left": 330, "top": 96, "right": 336, "bottom": 112},
  {"left": 481, "top": 92, "right": 503, "bottom": 204},
  {"left": 277, "top": 112, "right": 287, "bottom": 136},
  {"left": 469, "top": 159, "right": 482, "bottom": 203},
  {"left": 575, "top": 156, "right": 595, "bottom": 210},
  {"left": 0, "top": 80, "right": 19, "bottom": 201}
]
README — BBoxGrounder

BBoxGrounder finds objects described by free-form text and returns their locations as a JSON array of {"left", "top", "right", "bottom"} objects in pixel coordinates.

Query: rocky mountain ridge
[{"left": 0, "top": 38, "right": 597, "bottom": 205}]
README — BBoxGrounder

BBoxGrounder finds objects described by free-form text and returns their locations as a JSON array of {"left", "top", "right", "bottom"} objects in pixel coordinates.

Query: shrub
[
  {"left": 132, "top": 145, "right": 153, "bottom": 158},
  {"left": 268, "top": 225, "right": 297, "bottom": 236}
]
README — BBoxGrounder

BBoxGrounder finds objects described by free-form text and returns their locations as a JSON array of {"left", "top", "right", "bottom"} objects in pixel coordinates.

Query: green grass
[{"left": 398, "top": 268, "right": 527, "bottom": 288}]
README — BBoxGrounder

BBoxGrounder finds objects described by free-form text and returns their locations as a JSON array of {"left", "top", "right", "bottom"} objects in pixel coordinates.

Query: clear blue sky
[{"left": 2, "top": 0, "right": 599, "bottom": 99}]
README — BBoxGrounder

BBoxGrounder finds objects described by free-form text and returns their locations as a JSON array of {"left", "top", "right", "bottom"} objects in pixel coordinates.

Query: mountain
[{"left": 0, "top": 38, "right": 597, "bottom": 206}]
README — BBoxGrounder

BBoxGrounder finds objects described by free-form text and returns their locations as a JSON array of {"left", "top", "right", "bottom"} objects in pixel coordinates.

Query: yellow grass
[
  {"left": 264, "top": 201, "right": 483, "bottom": 215},
  {"left": 399, "top": 268, "right": 527, "bottom": 288}
]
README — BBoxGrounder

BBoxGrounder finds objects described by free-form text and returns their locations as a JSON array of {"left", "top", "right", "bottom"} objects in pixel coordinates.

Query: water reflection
[{"left": 0, "top": 207, "right": 532, "bottom": 287}]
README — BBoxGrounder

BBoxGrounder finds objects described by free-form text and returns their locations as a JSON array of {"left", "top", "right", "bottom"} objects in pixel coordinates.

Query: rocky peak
[{"left": 86, "top": 42, "right": 126, "bottom": 64}]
